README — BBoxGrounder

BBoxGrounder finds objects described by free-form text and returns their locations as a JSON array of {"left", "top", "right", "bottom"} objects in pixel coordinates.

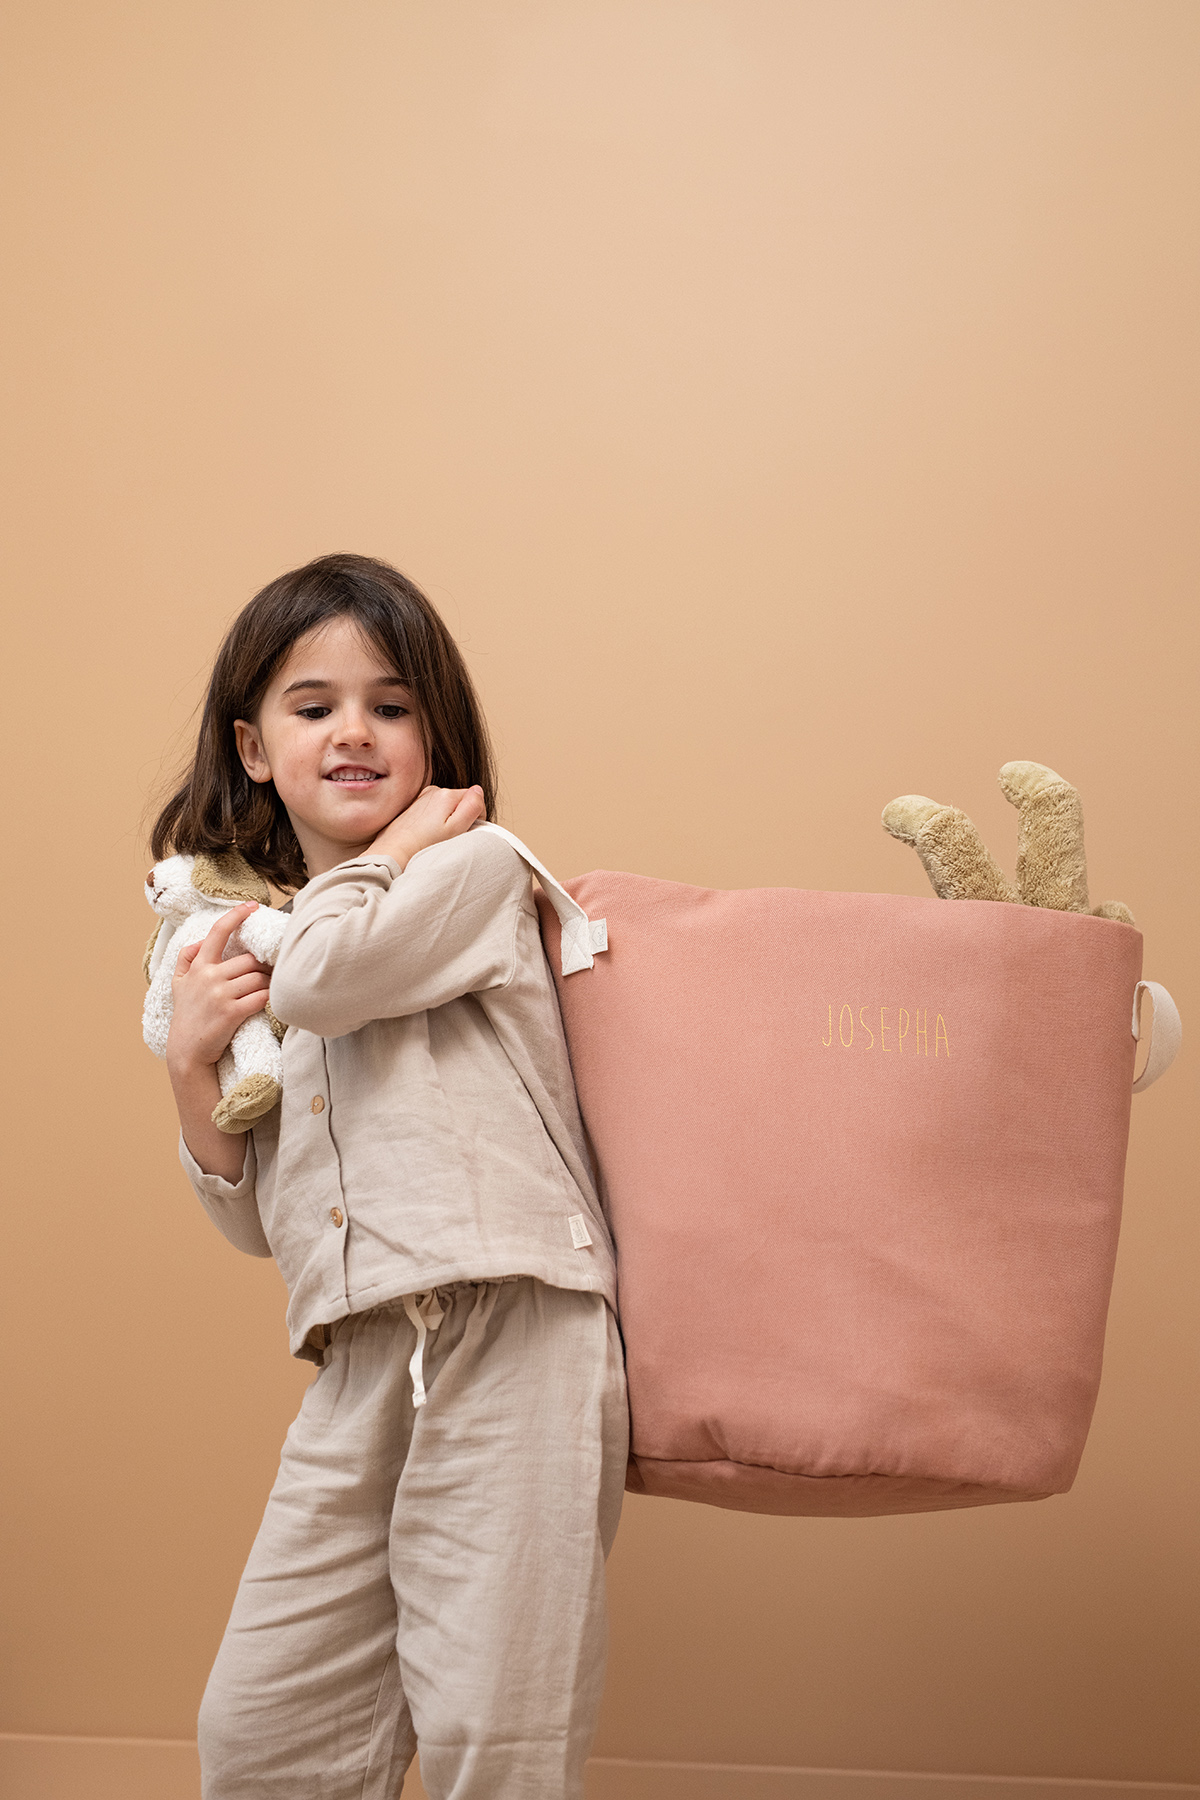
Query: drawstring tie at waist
[{"left": 401, "top": 1291, "right": 445, "bottom": 1407}]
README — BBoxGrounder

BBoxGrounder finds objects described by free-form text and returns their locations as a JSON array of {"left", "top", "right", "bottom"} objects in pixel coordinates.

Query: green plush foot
[
  {"left": 882, "top": 794, "right": 1018, "bottom": 902},
  {"left": 998, "top": 760, "right": 1089, "bottom": 911},
  {"left": 997, "top": 760, "right": 1070, "bottom": 807},
  {"left": 881, "top": 796, "right": 945, "bottom": 844},
  {"left": 212, "top": 1073, "right": 282, "bottom": 1134}
]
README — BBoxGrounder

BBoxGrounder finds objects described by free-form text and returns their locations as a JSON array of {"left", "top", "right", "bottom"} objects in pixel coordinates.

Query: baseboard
[
  {"left": 0, "top": 1735, "right": 200, "bottom": 1800},
  {"left": 584, "top": 1763, "right": 1200, "bottom": 1800},
  {"left": 2, "top": 1737, "right": 1195, "bottom": 1800}
]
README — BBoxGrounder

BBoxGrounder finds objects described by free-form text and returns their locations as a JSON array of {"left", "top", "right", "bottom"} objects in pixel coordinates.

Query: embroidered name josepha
[{"left": 821, "top": 1004, "right": 950, "bottom": 1057}]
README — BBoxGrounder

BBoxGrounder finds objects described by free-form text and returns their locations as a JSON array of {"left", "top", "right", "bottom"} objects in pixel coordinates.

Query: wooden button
[
  {"left": 311, "top": 1096, "right": 325, "bottom": 1114},
  {"left": 330, "top": 1208, "right": 343, "bottom": 1228}
]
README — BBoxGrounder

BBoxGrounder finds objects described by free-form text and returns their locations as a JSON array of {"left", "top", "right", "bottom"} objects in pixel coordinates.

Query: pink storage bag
[{"left": 533, "top": 869, "right": 1180, "bottom": 1518}]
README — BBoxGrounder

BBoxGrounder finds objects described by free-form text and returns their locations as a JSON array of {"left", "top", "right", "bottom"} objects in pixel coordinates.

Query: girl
[{"left": 153, "top": 552, "right": 627, "bottom": 1800}]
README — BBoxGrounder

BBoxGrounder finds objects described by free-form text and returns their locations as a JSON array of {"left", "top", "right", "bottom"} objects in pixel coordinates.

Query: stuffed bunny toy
[
  {"left": 882, "top": 760, "right": 1134, "bottom": 924},
  {"left": 142, "top": 849, "right": 290, "bottom": 1132}
]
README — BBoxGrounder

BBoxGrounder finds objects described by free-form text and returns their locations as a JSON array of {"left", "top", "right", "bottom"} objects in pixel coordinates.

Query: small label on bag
[{"left": 568, "top": 1213, "right": 593, "bottom": 1249}]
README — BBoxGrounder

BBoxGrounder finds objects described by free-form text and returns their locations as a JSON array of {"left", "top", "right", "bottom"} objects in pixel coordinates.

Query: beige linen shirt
[{"left": 180, "top": 827, "right": 617, "bottom": 1361}]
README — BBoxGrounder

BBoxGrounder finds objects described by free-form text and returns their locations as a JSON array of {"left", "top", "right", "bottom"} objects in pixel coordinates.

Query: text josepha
[{"left": 821, "top": 1004, "right": 950, "bottom": 1057}]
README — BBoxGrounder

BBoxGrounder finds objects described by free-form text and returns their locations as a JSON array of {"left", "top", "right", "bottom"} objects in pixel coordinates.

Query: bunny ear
[
  {"left": 192, "top": 848, "right": 270, "bottom": 906},
  {"left": 144, "top": 917, "right": 178, "bottom": 986},
  {"left": 142, "top": 920, "right": 164, "bottom": 986}
]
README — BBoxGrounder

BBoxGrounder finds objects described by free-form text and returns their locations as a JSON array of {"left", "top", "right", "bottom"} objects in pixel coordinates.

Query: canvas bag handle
[
  {"left": 1131, "top": 980, "right": 1182, "bottom": 1094},
  {"left": 473, "top": 823, "right": 608, "bottom": 977}
]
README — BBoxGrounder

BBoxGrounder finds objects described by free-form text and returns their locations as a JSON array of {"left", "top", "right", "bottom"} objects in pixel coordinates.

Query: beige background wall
[{"left": 2, "top": 2, "right": 1197, "bottom": 1792}]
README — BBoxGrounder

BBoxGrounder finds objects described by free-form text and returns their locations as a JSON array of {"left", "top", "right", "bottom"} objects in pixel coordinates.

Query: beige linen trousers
[{"left": 199, "top": 1278, "right": 628, "bottom": 1800}]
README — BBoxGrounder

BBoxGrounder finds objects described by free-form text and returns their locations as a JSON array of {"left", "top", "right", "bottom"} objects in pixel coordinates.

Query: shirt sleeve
[
  {"left": 178, "top": 1130, "right": 272, "bottom": 1258},
  {"left": 269, "top": 827, "right": 529, "bottom": 1039}
]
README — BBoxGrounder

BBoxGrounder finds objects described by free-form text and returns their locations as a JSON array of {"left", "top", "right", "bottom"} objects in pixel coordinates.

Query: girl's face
[{"left": 235, "top": 617, "right": 429, "bottom": 878}]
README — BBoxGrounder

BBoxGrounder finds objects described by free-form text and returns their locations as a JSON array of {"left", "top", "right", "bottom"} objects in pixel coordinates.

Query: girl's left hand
[
  {"left": 367, "top": 784, "right": 486, "bottom": 871},
  {"left": 166, "top": 903, "right": 272, "bottom": 1183},
  {"left": 167, "top": 904, "right": 273, "bottom": 1074}
]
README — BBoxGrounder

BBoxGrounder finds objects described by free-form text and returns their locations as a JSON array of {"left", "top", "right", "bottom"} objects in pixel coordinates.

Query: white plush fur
[{"left": 143, "top": 854, "right": 290, "bottom": 1103}]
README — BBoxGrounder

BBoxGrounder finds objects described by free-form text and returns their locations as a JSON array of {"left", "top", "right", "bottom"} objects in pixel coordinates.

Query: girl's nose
[{"left": 332, "top": 706, "right": 375, "bottom": 746}]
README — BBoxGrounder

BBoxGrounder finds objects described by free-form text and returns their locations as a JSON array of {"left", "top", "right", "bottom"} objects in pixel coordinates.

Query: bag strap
[
  {"left": 1131, "top": 980, "right": 1182, "bottom": 1094},
  {"left": 473, "top": 823, "right": 608, "bottom": 977}
]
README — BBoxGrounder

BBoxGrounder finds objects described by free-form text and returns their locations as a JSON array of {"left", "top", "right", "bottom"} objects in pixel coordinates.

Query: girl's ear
[{"left": 234, "top": 718, "right": 271, "bottom": 784}]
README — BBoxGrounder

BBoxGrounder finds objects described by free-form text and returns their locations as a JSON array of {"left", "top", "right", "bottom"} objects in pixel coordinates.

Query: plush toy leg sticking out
[{"left": 882, "top": 761, "right": 1134, "bottom": 924}]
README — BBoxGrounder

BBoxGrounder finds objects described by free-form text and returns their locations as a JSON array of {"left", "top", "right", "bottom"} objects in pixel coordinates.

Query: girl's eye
[{"left": 293, "top": 702, "right": 409, "bottom": 721}]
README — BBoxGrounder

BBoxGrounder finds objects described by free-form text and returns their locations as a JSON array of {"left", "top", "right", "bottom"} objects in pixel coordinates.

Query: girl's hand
[
  {"left": 366, "top": 784, "right": 486, "bottom": 871},
  {"left": 166, "top": 903, "right": 273, "bottom": 1075}
]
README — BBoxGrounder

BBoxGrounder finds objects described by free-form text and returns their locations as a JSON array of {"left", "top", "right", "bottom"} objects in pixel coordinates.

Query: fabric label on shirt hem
[{"left": 568, "top": 1213, "right": 593, "bottom": 1249}]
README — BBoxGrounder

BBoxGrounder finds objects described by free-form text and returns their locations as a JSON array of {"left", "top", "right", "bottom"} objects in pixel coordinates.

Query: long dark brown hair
[{"left": 151, "top": 553, "right": 498, "bottom": 890}]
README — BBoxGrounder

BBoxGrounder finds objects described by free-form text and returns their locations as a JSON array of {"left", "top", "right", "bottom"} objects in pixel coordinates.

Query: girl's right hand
[
  {"left": 367, "top": 784, "right": 486, "bottom": 871},
  {"left": 166, "top": 903, "right": 273, "bottom": 1073}
]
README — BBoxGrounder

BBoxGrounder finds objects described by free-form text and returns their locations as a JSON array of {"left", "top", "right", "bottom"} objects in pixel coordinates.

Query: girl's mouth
[{"left": 325, "top": 768, "right": 384, "bottom": 784}]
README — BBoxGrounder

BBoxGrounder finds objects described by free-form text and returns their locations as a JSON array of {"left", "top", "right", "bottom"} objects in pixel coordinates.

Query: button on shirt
[{"left": 179, "top": 828, "right": 617, "bottom": 1361}]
